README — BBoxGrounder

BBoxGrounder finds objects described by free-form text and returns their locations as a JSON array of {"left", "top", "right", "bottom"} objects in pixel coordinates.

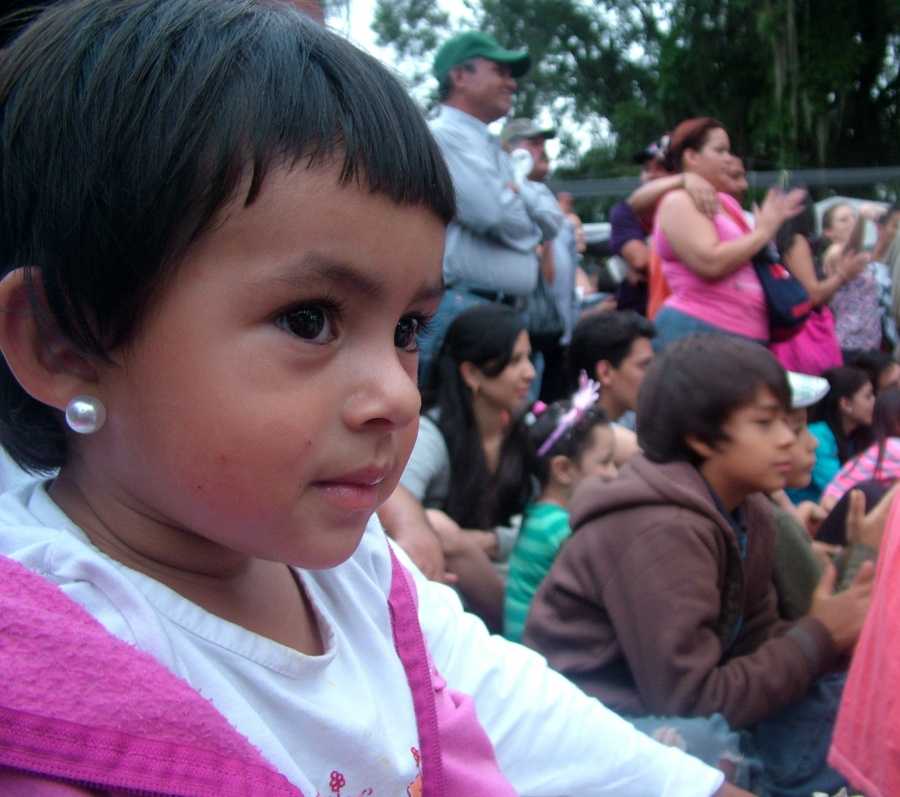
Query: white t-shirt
[
  {"left": 0, "top": 447, "right": 38, "bottom": 492},
  {"left": 0, "top": 481, "right": 723, "bottom": 797}
]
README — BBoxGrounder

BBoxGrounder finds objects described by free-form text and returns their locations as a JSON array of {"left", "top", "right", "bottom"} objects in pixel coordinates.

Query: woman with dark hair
[
  {"left": 789, "top": 366, "right": 875, "bottom": 503},
  {"left": 391, "top": 304, "right": 537, "bottom": 629},
  {"left": 768, "top": 201, "right": 867, "bottom": 375},
  {"left": 651, "top": 117, "right": 804, "bottom": 348}
]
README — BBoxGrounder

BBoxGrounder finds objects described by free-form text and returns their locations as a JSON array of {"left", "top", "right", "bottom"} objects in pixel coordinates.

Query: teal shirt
[
  {"left": 504, "top": 502, "right": 571, "bottom": 643},
  {"left": 788, "top": 421, "right": 839, "bottom": 504}
]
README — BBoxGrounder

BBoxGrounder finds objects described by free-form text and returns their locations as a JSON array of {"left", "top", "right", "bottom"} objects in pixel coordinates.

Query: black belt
[{"left": 461, "top": 287, "right": 518, "bottom": 307}]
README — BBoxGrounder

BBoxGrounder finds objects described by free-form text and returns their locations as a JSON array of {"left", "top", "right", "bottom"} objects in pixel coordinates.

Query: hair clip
[{"left": 537, "top": 371, "right": 600, "bottom": 457}]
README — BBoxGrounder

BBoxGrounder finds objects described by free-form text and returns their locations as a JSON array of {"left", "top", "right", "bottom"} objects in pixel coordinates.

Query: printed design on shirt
[
  {"left": 319, "top": 770, "right": 372, "bottom": 797},
  {"left": 407, "top": 746, "right": 422, "bottom": 797},
  {"left": 315, "top": 748, "right": 421, "bottom": 797}
]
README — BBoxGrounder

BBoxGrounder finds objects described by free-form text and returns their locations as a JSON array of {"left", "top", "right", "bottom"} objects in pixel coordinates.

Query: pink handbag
[{"left": 769, "top": 306, "right": 843, "bottom": 375}]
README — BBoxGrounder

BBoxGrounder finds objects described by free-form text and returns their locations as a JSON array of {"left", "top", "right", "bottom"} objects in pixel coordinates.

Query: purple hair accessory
[
  {"left": 536, "top": 371, "right": 600, "bottom": 457},
  {"left": 531, "top": 401, "right": 549, "bottom": 416}
]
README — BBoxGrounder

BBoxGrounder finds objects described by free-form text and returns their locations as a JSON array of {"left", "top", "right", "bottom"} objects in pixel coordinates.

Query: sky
[{"left": 328, "top": 1, "right": 573, "bottom": 160}]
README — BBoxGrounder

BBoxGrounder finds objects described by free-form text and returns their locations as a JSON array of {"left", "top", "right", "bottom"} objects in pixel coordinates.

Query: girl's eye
[
  {"left": 395, "top": 314, "right": 431, "bottom": 352},
  {"left": 276, "top": 304, "right": 337, "bottom": 344}
]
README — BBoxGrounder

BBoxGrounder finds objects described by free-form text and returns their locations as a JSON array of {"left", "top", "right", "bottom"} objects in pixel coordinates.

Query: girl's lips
[
  {"left": 312, "top": 481, "right": 382, "bottom": 514},
  {"left": 312, "top": 466, "right": 387, "bottom": 513}
]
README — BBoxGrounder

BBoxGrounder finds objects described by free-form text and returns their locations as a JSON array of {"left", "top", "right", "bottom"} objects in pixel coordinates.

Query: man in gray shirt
[{"left": 418, "top": 32, "right": 563, "bottom": 382}]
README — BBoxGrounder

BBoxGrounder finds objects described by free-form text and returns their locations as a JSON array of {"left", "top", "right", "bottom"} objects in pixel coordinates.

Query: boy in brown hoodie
[{"left": 524, "top": 335, "right": 872, "bottom": 797}]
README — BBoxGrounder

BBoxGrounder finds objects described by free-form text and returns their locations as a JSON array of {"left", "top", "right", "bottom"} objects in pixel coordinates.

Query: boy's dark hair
[
  {"left": 638, "top": 335, "right": 790, "bottom": 465},
  {"left": 528, "top": 402, "right": 608, "bottom": 487},
  {"left": 0, "top": 0, "right": 455, "bottom": 472},
  {"left": 567, "top": 310, "right": 655, "bottom": 386}
]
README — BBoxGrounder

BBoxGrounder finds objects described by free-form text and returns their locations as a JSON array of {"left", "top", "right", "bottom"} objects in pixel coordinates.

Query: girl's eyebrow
[{"left": 265, "top": 254, "right": 444, "bottom": 305}]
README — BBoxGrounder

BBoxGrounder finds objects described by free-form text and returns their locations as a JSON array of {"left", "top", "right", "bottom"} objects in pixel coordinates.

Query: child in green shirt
[{"left": 505, "top": 380, "right": 617, "bottom": 641}]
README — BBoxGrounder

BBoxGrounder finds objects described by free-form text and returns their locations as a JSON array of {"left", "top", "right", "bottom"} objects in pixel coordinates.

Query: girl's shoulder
[{"left": 808, "top": 420, "right": 837, "bottom": 444}]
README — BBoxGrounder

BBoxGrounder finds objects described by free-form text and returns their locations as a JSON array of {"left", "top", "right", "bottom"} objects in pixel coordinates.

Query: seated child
[
  {"left": 0, "top": 3, "right": 745, "bottom": 795},
  {"left": 524, "top": 335, "right": 873, "bottom": 797},
  {"left": 787, "top": 366, "right": 874, "bottom": 504},
  {"left": 772, "top": 373, "right": 885, "bottom": 619},
  {"left": 770, "top": 372, "right": 832, "bottom": 619},
  {"left": 504, "top": 379, "right": 617, "bottom": 642},
  {"left": 821, "top": 386, "right": 900, "bottom": 511}
]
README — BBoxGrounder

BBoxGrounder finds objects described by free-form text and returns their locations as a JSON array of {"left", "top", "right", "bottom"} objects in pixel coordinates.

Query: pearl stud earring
[{"left": 64, "top": 395, "right": 107, "bottom": 434}]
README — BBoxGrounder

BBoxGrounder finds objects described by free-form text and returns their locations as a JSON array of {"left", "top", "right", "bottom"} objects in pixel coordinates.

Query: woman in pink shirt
[{"left": 652, "top": 117, "right": 805, "bottom": 349}]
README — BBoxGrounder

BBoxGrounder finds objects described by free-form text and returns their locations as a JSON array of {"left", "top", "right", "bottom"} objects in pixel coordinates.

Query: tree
[{"left": 373, "top": 0, "right": 900, "bottom": 176}]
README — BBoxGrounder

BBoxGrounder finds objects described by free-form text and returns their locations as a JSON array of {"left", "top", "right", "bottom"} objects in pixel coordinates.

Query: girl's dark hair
[
  {"left": 812, "top": 366, "right": 874, "bottom": 463},
  {"left": 424, "top": 304, "right": 533, "bottom": 529},
  {"left": 528, "top": 402, "right": 608, "bottom": 487},
  {"left": 775, "top": 197, "right": 816, "bottom": 256},
  {"left": 638, "top": 334, "right": 790, "bottom": 465},
  {"left": 844, "top": 386, "right": 900, "bottom": 482},
  {"left": 663, "top": 116, "right": 725, "bottom": 173},
  {"left": 845, "top": 350, "right": 897, "bottom": 394},
  {"left": 0, "top": 0, "right": 455, "bottom": 472}
]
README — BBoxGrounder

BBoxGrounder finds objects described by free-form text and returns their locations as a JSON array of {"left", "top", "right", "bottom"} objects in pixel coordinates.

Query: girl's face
[
  {"left": 573, "top": 424, "right": 617, "bottom": 483},
  {"left": 475, "top": 330, "right": 535, "bottom": 415},
  {"left": 842, "top": 381, "right": 876, "bottom": 430},
  {"left": 785, "top": 408, "right": 817, "bottom": 489},
  {"left": 684, "top": 127, "right": 732, "bottom": 188},
  {"left": 62, "top": 162, "right": 445, "bottom": 571},
  {"left": 824, "top": 204, "right": 856, "bottom": 245}
]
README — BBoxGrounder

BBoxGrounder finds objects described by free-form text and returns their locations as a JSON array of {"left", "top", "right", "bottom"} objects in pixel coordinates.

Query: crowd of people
[{"left": 0, "top": 2, "right": 898, "bottom": 797}]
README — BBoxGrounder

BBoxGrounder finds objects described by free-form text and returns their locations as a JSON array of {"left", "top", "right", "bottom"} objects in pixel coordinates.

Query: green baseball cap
[{"left": 433, "top": 31, "right": 530, "bottom": 83}]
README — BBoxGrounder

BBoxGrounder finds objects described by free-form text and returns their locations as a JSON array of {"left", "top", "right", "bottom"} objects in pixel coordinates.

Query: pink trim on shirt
[
  {"left": 387, "top": 547, "right": 516, "bottom": 797},
  {"left": 653, "top": 192, "right": 767, "bottom": 340},
  {"left": 823, "top": 438, "right": 900, "bottom": 502}
]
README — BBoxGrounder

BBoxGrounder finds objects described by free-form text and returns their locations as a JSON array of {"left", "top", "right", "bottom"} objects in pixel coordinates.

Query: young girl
[
  {"left": 504, "top": 381, "right": 617, "bottom": 642},
  {"left": 821, "top": 386, "right": 900, "bottom": 510},
  {"left": 0, "top": 3, "right": 743, "bottom": 795},
  {"left": 788, "top": 366, "right": 875, "bottom": 503}
]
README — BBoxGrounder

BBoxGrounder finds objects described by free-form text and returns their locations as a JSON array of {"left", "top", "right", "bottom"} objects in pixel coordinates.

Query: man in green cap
[{"left": 418, "top": 31, "right": 563, "bottom": 382}]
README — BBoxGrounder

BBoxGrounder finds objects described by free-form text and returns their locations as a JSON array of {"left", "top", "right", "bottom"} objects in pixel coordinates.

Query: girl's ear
[
  {"left": 549, "top": 454, "right": 577, "bottom": 487},
  {"left": 459, "top": 361, "right": 482, "bottom": 394},
  {"left": 837, "top": 396, "right": 852, "bottom": 417},
  {"left": 0, "top": 268, "right": 101, "bottom": 414}
]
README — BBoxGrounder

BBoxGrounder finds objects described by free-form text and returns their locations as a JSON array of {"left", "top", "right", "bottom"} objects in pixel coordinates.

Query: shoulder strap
[{"left": 386, "top": 546, "right": 445, "bottom": 797}]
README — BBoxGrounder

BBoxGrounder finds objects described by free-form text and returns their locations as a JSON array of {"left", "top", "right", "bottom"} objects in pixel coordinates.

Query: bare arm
[
  {"left": 782, "top": 234, "right": 855, "bottom": 307},
  {"left": 619, "top": 238, "right": 650, "bottom": 284},
  {"left": 627, "top": 173, "right": 719, "bottom": 218},
  {"left": 659, "top": 188, "right": 805, "bottom": 280},
  {"left": 377, "top": 485, "right": 453, "bottom": 583},
  {"left": 713, "top": 785, "right": 754, "bottom": 797},
  {"left": 425, "top": 508, "right": 505, "bottom": 632}
]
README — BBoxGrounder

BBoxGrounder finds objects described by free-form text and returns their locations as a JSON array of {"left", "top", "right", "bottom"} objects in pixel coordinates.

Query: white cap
[{"left": 787, "top": 371, "right": 829, "bottom": 409}]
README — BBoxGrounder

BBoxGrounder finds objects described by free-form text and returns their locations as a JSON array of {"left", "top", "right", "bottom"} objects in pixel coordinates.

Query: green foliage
[{"left": 372, "top": 0, "right": 900, "bottom": 178}]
